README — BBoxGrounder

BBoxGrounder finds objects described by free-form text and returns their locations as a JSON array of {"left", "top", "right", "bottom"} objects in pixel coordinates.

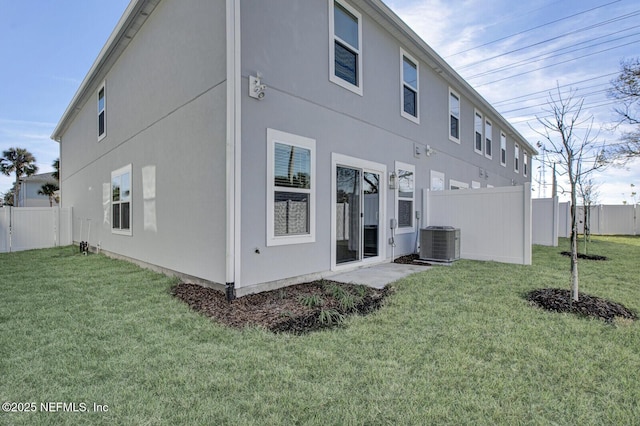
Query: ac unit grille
[{"left": 419, "top": 226, "right": 460, "bottom": 262}]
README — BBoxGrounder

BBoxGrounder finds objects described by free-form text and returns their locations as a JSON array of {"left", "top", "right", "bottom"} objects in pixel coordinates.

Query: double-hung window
[
  {"left": 449, "top": 89, "right": 460, "bottom": 142},
  {"left": 112, "top": 165, "right": 132, "bottom": 235},
  {"left": 401, "top": 49, "right": 419, "bottom": 123},
  {"left": 474, "top": 110, "right": 483, "bottom": 154},
  {"left": 329, "top": 0, "right": 362, "bottom": 95},
  {"left": 484, "top": 119, "right": 492, "bottom": 158},
  {"left": 98, "top": 82, "right": 106, "bottom": 140},
  {"left": 395, "top": 162, "right": 415, "bottom": 233},
  {"left": 267, "top": 129, "right": 316, "bottom": 246},
  {"left": 514, "top": 143, "right": 520, "bottom": 173},
  {"left": 500, "top": 132, "right": 507, "bottom": 166}
]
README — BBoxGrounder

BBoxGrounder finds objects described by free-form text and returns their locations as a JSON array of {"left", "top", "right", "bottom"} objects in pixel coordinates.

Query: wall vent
[{"left": 419, "top": 226, "right": 460, "bottom": 262}]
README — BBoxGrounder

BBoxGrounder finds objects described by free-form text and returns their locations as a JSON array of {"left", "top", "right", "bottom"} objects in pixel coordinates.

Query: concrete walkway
[{"left": 329, "top": 262, "right": 430, "bottom": 289}]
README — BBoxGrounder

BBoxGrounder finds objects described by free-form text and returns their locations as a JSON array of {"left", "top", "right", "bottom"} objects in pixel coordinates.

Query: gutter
[{"left": 225, "top": 0, "right": 242, "bottom": 301}]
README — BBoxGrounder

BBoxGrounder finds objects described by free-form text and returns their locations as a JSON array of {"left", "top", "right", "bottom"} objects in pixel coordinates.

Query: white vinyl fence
[
  {"left": 0, "top": 207, "right": 72, "bottom": 253},
  {"left": 533, "top": 199, "right": 639, "bottom": 246},
  {"left": 424, "top": 183, "right": 532, "bottom": 265}
]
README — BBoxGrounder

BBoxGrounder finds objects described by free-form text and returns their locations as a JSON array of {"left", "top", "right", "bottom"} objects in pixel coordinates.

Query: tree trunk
[{"left": 570, "top": 191, "right": 579, "bottom": 302}]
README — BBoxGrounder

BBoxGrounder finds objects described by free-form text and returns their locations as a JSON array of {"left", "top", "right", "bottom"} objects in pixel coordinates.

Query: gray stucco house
[{"left": 52, "top": 0, "right": 536, "bottom": 298}]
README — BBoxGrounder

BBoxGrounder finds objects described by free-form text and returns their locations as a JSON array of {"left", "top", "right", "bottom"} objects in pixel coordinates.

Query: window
[
  {"left": 98, "top": 82, "right": 106, "bottom": 140},
  {"left": 449, "top": 179, "right": 469, "bottom": 190},
  {"left": 401, "top": 49, "right": 419, "bottom": 123},
  {"left": 430, "top": 170, "right": 445, "bottom": 191},
  {"left": 474, "top": 110, "right": 483, "bottom": 154},
  {"left": 449, "top": 89, "right": 460, "bottom": 142},
  {"left": 514, "top": 143, "right": 520, "bottom": 173},
  {"left": 111, "top": 165, "right": 132, "bottom": 235},
  {"left": 523, "top": 152, "right": 528, "bottom": 177},
  {"left": 500, "top": 132, "right": 507, "bottom": 166},
  {"left": 267, "top": 129, "right": 316, "bottom": 246},
  {"left": 329, "top": 0, "right": 362, "bottom": 95},
  {"left": 484, "top": 119, "right": 492, "bottom": 158},
  {"left": 395, "top": 162, "right": 415, "bottom": 233}
]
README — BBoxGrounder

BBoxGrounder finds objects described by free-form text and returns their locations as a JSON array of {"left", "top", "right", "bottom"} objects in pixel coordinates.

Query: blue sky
[{"left": 1, "top": 0, "right": 638, "bottom": 204}]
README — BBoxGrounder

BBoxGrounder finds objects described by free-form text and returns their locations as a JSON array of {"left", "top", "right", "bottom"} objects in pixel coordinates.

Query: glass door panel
[
  {"left": 336, "top": 166, "right": 361, "bottom": 264},
  {"left": 363, "top": 172, "right": 379, "bottom": 258}
]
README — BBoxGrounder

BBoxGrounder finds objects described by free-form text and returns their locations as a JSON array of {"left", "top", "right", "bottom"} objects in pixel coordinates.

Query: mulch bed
[
  {"left": 560, "top": 251, "right": 608, "bottom": 261},
  {"left": 172, "top": 280, "right": 391, "bottom": 334},
  {"left": 393, "top": 253, "right": 431, "bottom": 265},
  {"left": 526, "top": 288, "right": 637, "bottom": 323}
]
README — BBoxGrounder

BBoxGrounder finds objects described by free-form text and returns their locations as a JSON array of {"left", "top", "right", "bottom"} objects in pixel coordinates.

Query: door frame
[{"left": 331, "top": 153, "right": 387, "bottom": 271}]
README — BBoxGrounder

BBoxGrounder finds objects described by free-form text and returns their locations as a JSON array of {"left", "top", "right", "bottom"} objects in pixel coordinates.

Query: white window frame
[
  {"left": 474, "top": 109, "right": 483, "bottom": 155},
  {"left": 395, "top": 161, "right": 415, "bottom": 234},
  {"left": 328, "top": 0, "right": 363, "bottom": 96},
  {"left": 266, "top": 129, "right": 316, "bottom": 246},
  {"left": 449, "top": 179, "right": 469, "bottom": 190},
  {"left": 111, "top": 164, "right": 132, "bottom": 236},
  {"left": 523, "top": 152, "right": 528, "bottom": 177},
  {"left": 400, "top": 48, "right": 419, "bottom": 124},
  {"left": 430, "top": 170, "right": 445, "bottom": 191},
  {"left": 514, "top": 143, "right": 520, "bottom": 173},
  {"left": 484, "top": 118, "right": 493, "bottom": 159},
  {"left": 98, "top": 81, "right": 106, "bottom": 141},
  {"left": 500, "top": 131, "right": 507, "bottom": 167},
  {"left": 449, "top": 88, "right": 461, "bottom": 143}
]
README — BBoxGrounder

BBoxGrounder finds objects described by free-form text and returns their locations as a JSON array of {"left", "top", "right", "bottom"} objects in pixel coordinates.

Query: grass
[{"left": 1, "top": 237, "right": 639, "bottom": 425}]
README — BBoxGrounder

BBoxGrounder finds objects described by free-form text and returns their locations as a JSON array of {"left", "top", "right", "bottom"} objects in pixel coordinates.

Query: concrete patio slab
[{"left": 328, "top": 262, "right": 430, "bottom": 289}]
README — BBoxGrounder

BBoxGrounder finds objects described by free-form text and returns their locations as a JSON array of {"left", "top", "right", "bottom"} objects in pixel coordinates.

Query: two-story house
[{"left": 52, "top": 0, "right": 536, "bottom": 298}]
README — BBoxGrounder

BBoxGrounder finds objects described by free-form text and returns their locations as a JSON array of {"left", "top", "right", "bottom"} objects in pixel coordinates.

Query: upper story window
[
  {"left": 523, "top": 152, "right": 529, "bottom": 177},
  {"left": 112, "top": 164, "right": 132, "bottom": 235},
  {"left": 98, "top": 82, "right": 106, "bottom": 141},
  {"left": 500, "top": 132, "right": 507, "bottom": 167},
  {"left": 267, "top": 129, "right": 316, "bottom": 246},
  {"left": 514, "top": 143, "right": 520, "bottom": 173},
  {"left": 401, "top": 49, "right": 419, "bottom": 123},
  {"left": 329, "top": 0, "right": 363, "bottom": 95},
  {"left": 449, "top": 89, "right": 460, "bottom": 142},
  {"left": 484, "top": 119, "right": 493, "bottom": 159},
  {"left": 474, "top": 110, "right": 483, "bottom": 154}
]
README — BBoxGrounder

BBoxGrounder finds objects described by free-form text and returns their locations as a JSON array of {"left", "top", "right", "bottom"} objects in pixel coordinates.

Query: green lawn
[{"left": 1, "top": 237, "right": 639, "bottom": 425}]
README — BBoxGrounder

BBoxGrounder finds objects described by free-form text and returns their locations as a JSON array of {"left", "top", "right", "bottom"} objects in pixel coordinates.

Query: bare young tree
[
  {"left": 578, "top": 177, "right": 598, "bottom": 255},
  {"left": 532, "top": 87, "right": 606, "bottom": 301}
]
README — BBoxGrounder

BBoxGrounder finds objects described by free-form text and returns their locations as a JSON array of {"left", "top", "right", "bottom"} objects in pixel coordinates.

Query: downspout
[{"left": 225, "top": 0, "right": 241, "bottom": 301}]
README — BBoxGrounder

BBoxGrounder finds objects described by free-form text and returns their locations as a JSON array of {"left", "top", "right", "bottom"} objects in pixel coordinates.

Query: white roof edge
[
  {"left": 365, "top": 0, "right": 538, "bottom": 155},
  {"left": 51, "top": 0, "right": 148, "bottom": 142}
]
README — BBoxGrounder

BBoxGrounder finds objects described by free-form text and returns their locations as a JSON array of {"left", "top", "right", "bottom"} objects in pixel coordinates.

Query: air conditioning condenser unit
[{"left": 419, "top": 226, "right": 460, "bottom": 262}]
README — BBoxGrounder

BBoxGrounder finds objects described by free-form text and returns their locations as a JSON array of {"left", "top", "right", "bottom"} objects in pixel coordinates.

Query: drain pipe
[{"left": 390, "top": 218, "right": 397, "bottom": 261}]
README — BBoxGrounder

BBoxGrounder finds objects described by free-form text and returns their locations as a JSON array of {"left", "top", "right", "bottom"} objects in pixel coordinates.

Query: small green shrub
[
  {"left": 298, "top": 294, "right": 323, "bottom": 308},
  {"left": 318, "top": 309, "right": 345, "bottom": 325}
]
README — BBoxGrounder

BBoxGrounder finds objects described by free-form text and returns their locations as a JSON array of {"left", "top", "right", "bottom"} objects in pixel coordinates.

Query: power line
[
  {"left": 473, "top": 39, "right": 639, "bottom": 88},
  {"left": 447, "top": 0, "right": 623, "bottom": 57},
  {"left": 464, "top": 28, "right": 640, "bottom": 80},
  {"left": 456, "top": 10, "right": 640, "bottom": 71},
  {"left": 492, "top": 73, "right": 620, "bottom": 106}
]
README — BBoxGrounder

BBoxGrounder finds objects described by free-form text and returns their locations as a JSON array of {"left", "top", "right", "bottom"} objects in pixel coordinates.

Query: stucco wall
[
  {"left": 237, "top": 0, "right": 533, "bottom": 289},
  {"left": 59, "top": 0, "right": 227, "bottom": 284}
]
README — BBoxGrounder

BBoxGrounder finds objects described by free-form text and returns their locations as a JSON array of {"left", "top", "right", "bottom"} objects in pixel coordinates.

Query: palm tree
[
  {"left": 51, "top": 158, "right": 60, "bottom": 181},
  {"left": 38, "top": 183, "right": 60, "bottom": 207},
  {"left": 0, "top": 147, "right": 38, "bottom": 206}
]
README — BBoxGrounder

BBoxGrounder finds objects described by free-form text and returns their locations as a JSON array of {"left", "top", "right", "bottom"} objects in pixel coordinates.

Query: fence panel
[
  {"left": 600, "top": 205, "right": 636, "bottom": 235},
  {"left": 0, "top": 207, "right": 72, "bottom": 253},
  {"left": 425, "top": 183, "right": 531, "bottom": 265},
  {"left": 532, "top": 197, "right": 558, "bottom": 246}
]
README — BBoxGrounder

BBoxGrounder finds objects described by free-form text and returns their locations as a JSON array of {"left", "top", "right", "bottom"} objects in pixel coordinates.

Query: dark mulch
[
  {"left": 526, "top": 288, "right": 637, "bottom": 323},
  {"left": 560, "top": 251, "right": 608, "bottom": 261},
  {"left": 171, "top": 280, "right": 391, "bottom": 334},
  {"left": 394, "top": 253, "right": 431, "bottom": 265}
]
